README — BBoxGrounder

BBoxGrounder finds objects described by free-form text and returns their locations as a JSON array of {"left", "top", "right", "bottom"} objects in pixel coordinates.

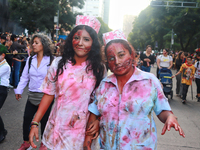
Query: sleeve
[
  {"left": 169, "top": 56, "right": 173, "bottom": 61},
  {"left": 194, "top": 62, "right": 197, "bottom": 68},
  {"left": 14, "top": 57, "right": 31, "bottom": 94},
  {"left": 150, "top": 55, "right": 155, "bottom": 64},
  {"left": 88, "top": 95, "right": 101, "bottom": 116},
  {"left": 39, "top": 59, "right": 57, "bottom": 95},
  {"left": 152, "top": 75, "right": 171, "bottom": 115},
  {"left": 140, "top": 53, "right": 144, "bottom": 61}
]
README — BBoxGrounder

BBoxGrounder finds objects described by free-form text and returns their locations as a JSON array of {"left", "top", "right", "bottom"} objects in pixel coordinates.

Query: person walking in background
[
  {"left": 157, "top": 48, "right": 173, "bottom": 78},
  {"left": 0, "top": 45, "right": 11, "bottom": 143},
  {"left": 29, "top": 15, "right": 105, "bottom": 150},
  {"left": 140, "top": 45, "right": 154, "bottom": 72},
  {"left": 10, "top": 34, "right": 27, "bottom": 88},
  {"left": 194, "top": 52, "right": 200, "bottom": 102},
  {"left": 172, "top": 56, "right": 195, "bottom": 104},
  {"left": 14, "top": 34, "right": 54, "bottom": 150},
  {"left": 175, "top": 51, "right": 184, "bottom": 97}
]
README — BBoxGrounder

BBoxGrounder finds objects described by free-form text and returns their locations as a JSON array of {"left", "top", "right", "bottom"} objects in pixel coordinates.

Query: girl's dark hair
[
  {"left": 176, "top": 51, "right": 183, "bottom": 60},
  {"left": 30, "top": 33, "right": 54, "bottom": 65},
  {"left": 54, "top": 25, "right": 105, "bottom": 89}
]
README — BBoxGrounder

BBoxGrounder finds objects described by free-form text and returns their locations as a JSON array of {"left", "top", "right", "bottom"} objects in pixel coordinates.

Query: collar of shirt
[
  {"left": 102, "top": 66, "right": 150, "bottom": 87},
  {"left": 0, "top": 59, "right": 6, "bottom": 66}
]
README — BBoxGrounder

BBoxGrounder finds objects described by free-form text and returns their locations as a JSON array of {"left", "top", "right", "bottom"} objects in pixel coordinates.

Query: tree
[
  {"left": 97, "top": 17, "right": 112, "bottom": 45},
  {"left": 8, "top": 0, "right": 84, "bottom": 36},
  {"left": 128, "top": 0, "right": 200, "bottom": 52}
]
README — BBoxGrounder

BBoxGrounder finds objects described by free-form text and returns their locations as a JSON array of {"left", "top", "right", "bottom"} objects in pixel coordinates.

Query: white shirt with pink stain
[
  {"left": 89, "top": 67, "right": 171, "bottom": 150},
  {"left": 40, "top": 57, "right": 96, "bottom": 150}
]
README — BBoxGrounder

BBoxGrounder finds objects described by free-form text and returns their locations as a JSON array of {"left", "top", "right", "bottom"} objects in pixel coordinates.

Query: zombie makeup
[
  {"left": 72, "top": 29, "right": 93, "bottom": 59},
  {"left": 106, "top": 43, "right": 133, "bottom": 76}
]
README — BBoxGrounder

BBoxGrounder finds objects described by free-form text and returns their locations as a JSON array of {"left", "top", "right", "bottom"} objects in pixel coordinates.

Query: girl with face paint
[
  {"left": 86, "top": 30, "right": 185, "bottom": 150},
  {"left": 29, "top": 16, "right": 105, "bottom": 150}
]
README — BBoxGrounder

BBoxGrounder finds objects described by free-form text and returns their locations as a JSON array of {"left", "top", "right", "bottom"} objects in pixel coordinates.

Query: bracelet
[
  {"left": 30, "top": 125, "right": 38, "bottom": 130},
  {"left": 31, "top": 121, "right": 39, "bottom": 127}
]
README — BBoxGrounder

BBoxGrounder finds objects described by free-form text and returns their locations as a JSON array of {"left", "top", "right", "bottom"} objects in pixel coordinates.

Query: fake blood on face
[
  {"left": 106, "top": 43, "right": 133, "bottom": 76},
  {"left": 72, "top": 29, "right": 93, "bottom": 60}
]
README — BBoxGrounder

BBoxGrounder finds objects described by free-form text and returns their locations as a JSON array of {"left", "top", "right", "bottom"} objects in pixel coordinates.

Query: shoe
[
  {"left": 0, "top": 129, "right": 7, "bottom": 143},
  {"left": 197, "top": 99, "right": 200, "bottom": 102},
  {"left": 176, "top": 94, "right": 181, "bottom": 97},
  {"left": 39, "top": 142, "right": 47, "bottom": 150},
  {"left": 18, "top": 141, "right": 32, "bottom": 150},
  {"left": 182, "top": 100, "right": 186, "bottom": 104}
]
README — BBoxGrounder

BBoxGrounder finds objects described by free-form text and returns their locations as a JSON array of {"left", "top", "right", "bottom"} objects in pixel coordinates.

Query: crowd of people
[{"left": 3, "top": 15, "right": 200, "bottom": 150}]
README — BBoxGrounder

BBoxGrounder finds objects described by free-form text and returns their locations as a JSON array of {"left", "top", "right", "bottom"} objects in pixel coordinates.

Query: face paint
[
  {"left": 72, "top": 29, "right": 93, "bottom": 60},
  {"left": 106, "top": 43, "right": 133, "bottom": 76}
]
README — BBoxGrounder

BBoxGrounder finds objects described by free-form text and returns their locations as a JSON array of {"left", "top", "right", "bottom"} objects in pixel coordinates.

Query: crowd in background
[{"left": 0, "top": 32, "right": 64, "bottom": 88}]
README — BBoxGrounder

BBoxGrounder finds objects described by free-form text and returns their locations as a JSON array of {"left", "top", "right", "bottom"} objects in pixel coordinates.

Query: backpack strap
[{"left": 28, "top": 56, "right": 33, "bottom": 73}]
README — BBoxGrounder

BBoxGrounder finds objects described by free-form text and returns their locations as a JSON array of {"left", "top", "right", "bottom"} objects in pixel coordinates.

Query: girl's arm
[
  {"left": 157, "top": 58, "right": 161, "bottom": 69},
  {"left": 157, "top": 110, "right": 185, "bottom": 137},
  {"left": 84, "top": 113, "right": 100, "bottom": 150},
  {"left": 172, "top": 71, "right": 181, "bottom": 78},
  {"left": 29, "top": 94, "right": 54, "bottom": 148}
]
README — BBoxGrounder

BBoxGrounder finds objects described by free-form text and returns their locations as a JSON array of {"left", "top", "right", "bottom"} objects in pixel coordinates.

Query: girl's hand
[
  {"left": 15, "top": 94, "right": 22, "bottom": 101},
  {"left": 86, "top": 119, "right": 100, "bottom": 139},
  {"left": 161, "top": 115, "right": 185, "bottom": 138},
  {"left": 171, "top": 75, "right": 175, "bottom": 78},
  {"left": 29, "top": 126, "right": 39, "bottom": 149}
]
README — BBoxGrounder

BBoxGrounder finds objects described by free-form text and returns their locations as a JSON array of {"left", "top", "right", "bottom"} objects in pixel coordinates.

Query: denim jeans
[
  {"left": 141, "top": 65, "right": 151, "bottom": 72},
  {"left": 13, "top": 60, "right": 21, "bottom": 87}
]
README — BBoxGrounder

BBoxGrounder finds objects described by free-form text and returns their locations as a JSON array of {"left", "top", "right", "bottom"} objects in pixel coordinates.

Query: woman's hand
[
  {"left": 29, "top": 125, "right": 39, "bottom": 149},
  {"left": 161, "top": 115, "right": 185, "bottom": 138},
  {"left": 86, "top": 119, "right": 100, "bottom": 139},
  {"left": 144, "top": 58, "right": 151, "bottom": 62},
  {"left": 15, "top": 94, "right": 22, "bottom": 101}
]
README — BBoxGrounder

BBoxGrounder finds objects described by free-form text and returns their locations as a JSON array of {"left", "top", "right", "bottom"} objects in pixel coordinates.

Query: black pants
[
  {"left": 195, "top": 78, "right": 200, "bottom": 94},
  {"left": 0, "top": 86, "right": 8, "bottom": 133},
  {"left": 182, "top": 84, "right": 189, "bottom": 100},
  {"left": 23, "top": 100, "right": 53, "bottom": 141}
]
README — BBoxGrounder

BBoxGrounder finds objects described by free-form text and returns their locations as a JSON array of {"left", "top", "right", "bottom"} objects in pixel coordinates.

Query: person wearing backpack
[
  {"left": 194, "top": 52, "right": 200, "bottom": 102},
  {"left": 14, "top": 34, "right": 54, "bottom": 150}
]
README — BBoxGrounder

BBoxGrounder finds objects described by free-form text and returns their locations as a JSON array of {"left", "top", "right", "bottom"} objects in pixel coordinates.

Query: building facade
[{"left": 73, "top": 0, "right": 110, "bottom": 25}]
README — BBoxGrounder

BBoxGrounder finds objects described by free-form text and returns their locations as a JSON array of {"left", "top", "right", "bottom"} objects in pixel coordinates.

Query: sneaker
[
  {"left": 39, "top": 142, "right": 47, "bottom": 150},
  {"left": 182, "top": 100, "right": 186, "bottom": 104},
  {"left": 0, "top": 129, "right": 7, "bottom": 143},
  {"left": 18, "top": 141, "right": 32, "bottom": 150}
]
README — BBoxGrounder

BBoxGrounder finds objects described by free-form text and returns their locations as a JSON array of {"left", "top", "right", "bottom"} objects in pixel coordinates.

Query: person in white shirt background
[
  {"left": 157, "top": 48, "right": 173, "bottom": 78},
  {"left": 0, "top": 44, "right": 11, "bottom": 143}
]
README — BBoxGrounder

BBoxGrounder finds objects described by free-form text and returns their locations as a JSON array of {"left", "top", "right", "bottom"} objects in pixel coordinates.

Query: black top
[
  {"left": 140, "top": 53, "right": 155, "bottom": 67},
  {"left": 10, "top": 41, "right": 26, "bottom": 60},
  {"left": 175, "top": 58, "right": 183, "bottom": 71}
]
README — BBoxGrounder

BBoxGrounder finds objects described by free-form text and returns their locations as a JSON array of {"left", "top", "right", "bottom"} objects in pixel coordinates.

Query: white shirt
[
  {"left": 0, "top": 59, "right": 11, "bottom": 87},
  {"left": 157, "top": 55, "right": 172, "bottom": 68},
  {"left": 195, "top": 61, "right": 200, "bottom": 79}
]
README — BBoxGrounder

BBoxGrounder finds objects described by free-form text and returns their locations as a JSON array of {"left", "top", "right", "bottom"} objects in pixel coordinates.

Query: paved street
[{"left": 0, "top": 66, "right": 200, "bottom": 150}]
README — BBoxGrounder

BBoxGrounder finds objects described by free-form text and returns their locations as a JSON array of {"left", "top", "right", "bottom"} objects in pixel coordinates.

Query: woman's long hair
[
  {"left": 54, "top": 25, "right": 105, "bottom": 89},
  {"left": 30, "top": 33, "right": 54, "bottom": 65}
]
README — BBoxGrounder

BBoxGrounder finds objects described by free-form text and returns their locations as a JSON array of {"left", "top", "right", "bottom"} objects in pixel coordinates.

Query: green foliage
[
  {"left": 8, "top": 0, "right": 84, "bottom": 35},
  {"left": 97, "top": 17, "right": 112, "bottom": 45},
  {"left": 128, "top": 0, "right": 200, "bottom": 52}
]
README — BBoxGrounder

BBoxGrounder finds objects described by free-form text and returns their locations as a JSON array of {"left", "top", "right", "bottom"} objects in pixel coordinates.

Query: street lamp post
[{"left": 56, "top": 10, "right": 59, "bottom": 41}]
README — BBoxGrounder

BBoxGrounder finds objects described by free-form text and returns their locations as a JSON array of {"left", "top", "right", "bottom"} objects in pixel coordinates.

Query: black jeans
[
  {"left": 0, "top": 86, "right": 8, "bottom": 133},
  {"left": 182, "top": 84, "right": 189, "bottom": 100},
  {"left": 195, "top": 78, "right": 200, "bottom": 94},
  {"left": 23, "top": 100, "right": 53, "bottom": 141}
]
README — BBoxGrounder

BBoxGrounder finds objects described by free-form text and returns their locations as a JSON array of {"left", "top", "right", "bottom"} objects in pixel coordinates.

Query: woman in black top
[
  {"left": 175, "top": 51, "right": 184, "bottom": 96},
  {"left": 140, "top": 45, "right": 155, "bottom": 72}
]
